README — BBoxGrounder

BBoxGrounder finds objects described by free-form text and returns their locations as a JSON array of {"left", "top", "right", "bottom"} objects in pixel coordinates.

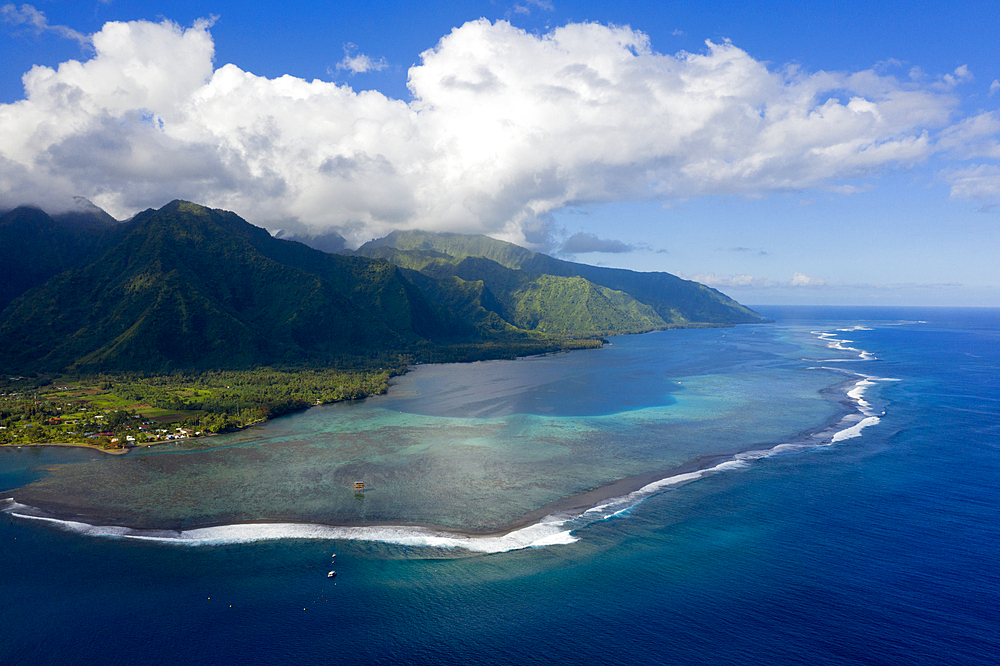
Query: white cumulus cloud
[
  {"left": 0, "top": 17, "right": 987, "bottom": 246},
  {"left": 790, "top": 271, "right": 826, "bottom": 286},
  {"left": 938, "top": 110, "right": 1000, "bottom": 159},
  {"left": 935, "top": 64, "right": 973, "bottom": 89},
  {"left": 687, "top": 272, "right": 774, "bottom": 288},
  {"left": 334, "top": 43, "right": 388, "bottom": 74}
]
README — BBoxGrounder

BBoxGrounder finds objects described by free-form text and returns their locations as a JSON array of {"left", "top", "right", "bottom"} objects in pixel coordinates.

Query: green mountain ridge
[
  {"left": 355, "top": 245, "right": 668, "bottom": 335},
  {"left": 0, "top": 200, "right": 763, "bottom": 375},
  {"left": 0, "top": 205, "right": 122, "bottom": 314},
  {"left": 0, "top": 201, "right": 452, "bottom": 372},
  {"left": 438, "top": 256, "right": 667, "bottom": 334},
  {"left": 357, "top": 230, "right": 762, "bottom": 328}
]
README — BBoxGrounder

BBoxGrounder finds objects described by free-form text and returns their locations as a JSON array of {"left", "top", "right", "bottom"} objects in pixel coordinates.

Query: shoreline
[
  {"left": 0, "top": 325, "right": 749, "bottom": 459},
  {"left": 2, "top": 376, "right": 865, "bottom": 542},
  {"left": 1, "top": 325, "right": 878, "bottom": 547},
  {"left": 1, "top": 441, "right": 131, "bottom": 456},
  {"left": 0, "top": 416, "right": 276, "bottom": 457}
]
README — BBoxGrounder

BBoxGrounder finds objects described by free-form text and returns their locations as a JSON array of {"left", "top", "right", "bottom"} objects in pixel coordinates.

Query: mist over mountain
[
  {"left": 0, "top": 201, "right": 123, "bottom": 313},
  {"left": 50, "top": 196, "right": 121, "bottom": 230},
  {"left": 271, "top": 229, "right": 349, "bottom": 254}
]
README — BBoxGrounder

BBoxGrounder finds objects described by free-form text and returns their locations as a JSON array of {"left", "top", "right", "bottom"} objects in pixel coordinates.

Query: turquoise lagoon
[{"left": 10, "top": 317, "right": 864, "bottom": 542}]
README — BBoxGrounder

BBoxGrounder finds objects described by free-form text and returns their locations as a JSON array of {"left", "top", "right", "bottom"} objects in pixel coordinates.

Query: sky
[{"left": 1, "top": 1, "right": 999, "bottom": 306}]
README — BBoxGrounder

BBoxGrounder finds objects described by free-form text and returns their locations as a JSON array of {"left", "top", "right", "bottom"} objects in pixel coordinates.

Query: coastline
[
  {"left": 0, "top": 416, "right": 277, "bottom": 457},
  {"left": 2, "top": 373, "right": 869, "bottom": 547},
  {"left": 1, "top": 321, "right": 888, "bottom": 552},
  {"left": 0, "top": 326, "right": 747, "bottom": 459},
  {"left": 1, "top": 441, "right": 131, "bottom": 456}
]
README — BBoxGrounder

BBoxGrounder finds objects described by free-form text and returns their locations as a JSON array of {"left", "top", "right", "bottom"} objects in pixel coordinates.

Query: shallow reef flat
[{"left": 5, "top": 322, "right": 868, "bottom": 539}]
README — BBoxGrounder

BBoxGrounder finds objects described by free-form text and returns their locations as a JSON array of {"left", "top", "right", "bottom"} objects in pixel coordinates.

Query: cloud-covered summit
[{"left": 0, "top": 16, "right": 989, "bottom": 246}]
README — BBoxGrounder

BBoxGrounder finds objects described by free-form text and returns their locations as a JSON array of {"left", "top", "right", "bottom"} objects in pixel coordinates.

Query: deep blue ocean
[{"left": 1, "top": 306, "right": 998, "bottom": 665}]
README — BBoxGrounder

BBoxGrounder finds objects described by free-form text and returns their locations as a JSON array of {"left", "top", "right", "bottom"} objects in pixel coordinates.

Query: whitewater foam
[
  {"left": 563, "top": 363, "right": 896, "bottom": 522},
  {"left": 812, "top": 329, "right": 878, "bottom": 361},
  {"left": 0, "top": 498, "right": 579, "bottom": 553},
  {"left": 831, "top": 416, "right": 881, "bottom": 442}
]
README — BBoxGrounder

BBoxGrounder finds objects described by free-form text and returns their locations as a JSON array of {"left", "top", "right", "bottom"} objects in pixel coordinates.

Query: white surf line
[
  {"left": 577, "top": 362, "right": 901, "bottom": 526},
  {"left": 811, "top": 328, "right": 877, "bottom": 361},
  {"left": 578, "top": 458, "right": 752, "bottom": 523},
  {"left": 0, "top": 498, "right": 578, "bottom": 553},
  {"left": 831, "top": 370, "right": 901, "bottom": 442},
  {"left": 809, "top": 324, "right": 901, "bottom": 439}
]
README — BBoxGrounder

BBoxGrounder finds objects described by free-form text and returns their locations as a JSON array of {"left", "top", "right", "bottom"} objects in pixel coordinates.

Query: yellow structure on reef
[{"left": 353, "top": 481, "right": 365, "bottom": 491}]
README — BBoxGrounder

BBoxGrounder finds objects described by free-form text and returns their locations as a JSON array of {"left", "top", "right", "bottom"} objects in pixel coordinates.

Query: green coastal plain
[
  {"left": 0, "top": 368, "right": 401, "bottom": 451},
  {"left": 0, "top": 343, "right": 600, "bottom": 452}
]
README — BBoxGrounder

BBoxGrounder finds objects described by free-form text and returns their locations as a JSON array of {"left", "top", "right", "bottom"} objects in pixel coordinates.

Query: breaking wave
[{"left": 0, "top": 498, "right": 577, "bottom": 553}]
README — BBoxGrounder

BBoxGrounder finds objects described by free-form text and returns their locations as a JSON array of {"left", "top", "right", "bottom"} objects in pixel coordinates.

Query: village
[
  {"left": 0, "top": 379, "right": 212, "bottom": 451},
  {"left": 0, "top": 367, "right": 394, "bottom": 451}
]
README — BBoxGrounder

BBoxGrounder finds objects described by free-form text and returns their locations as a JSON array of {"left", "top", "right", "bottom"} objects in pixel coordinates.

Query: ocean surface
[{"left": 1, "top": 306, "right": 998, "bottom": 665}]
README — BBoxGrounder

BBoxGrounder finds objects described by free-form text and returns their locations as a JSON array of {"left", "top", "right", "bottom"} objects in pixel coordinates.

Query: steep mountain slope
[
  {"left": 442, "top": 257, "right": 666, "bottom": 334},
  {"left": 358, "top": 245, "right": 668, "bottom": 334},
  {"left": 357, "top": 230, "right": 762, "bottom": 326},
  {"left": 0, "top": 205, "right": 121, "bottom": 314},
  {"left": 399, "top": 269, "right": 516, "bottom": 335},
  {"left": 0, "top": 201, "right": 450, "bottom": 373},
  {"left": 363, "top": 231, "right": 538, "bottom": 269}
]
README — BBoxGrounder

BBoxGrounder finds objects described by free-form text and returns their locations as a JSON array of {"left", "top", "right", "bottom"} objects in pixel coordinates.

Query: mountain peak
[
  {"left": 52, "top": 197, "right": 119, "bottom": 230},
  {"left": 161, "top": 200, "right": 212, "bottom": 216},
  {"left": 0, "top": 201, "right": 451, "bottom": 372}
]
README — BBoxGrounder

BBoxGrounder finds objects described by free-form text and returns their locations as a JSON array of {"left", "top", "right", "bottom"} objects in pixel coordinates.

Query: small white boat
[{"left": 328, "top": 570, "right": 336, "bottom": 578}]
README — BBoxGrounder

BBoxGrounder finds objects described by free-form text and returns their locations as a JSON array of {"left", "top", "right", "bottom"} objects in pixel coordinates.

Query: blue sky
[{"left": 2, "top": 1, "right": 999, "bottom": 306}]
